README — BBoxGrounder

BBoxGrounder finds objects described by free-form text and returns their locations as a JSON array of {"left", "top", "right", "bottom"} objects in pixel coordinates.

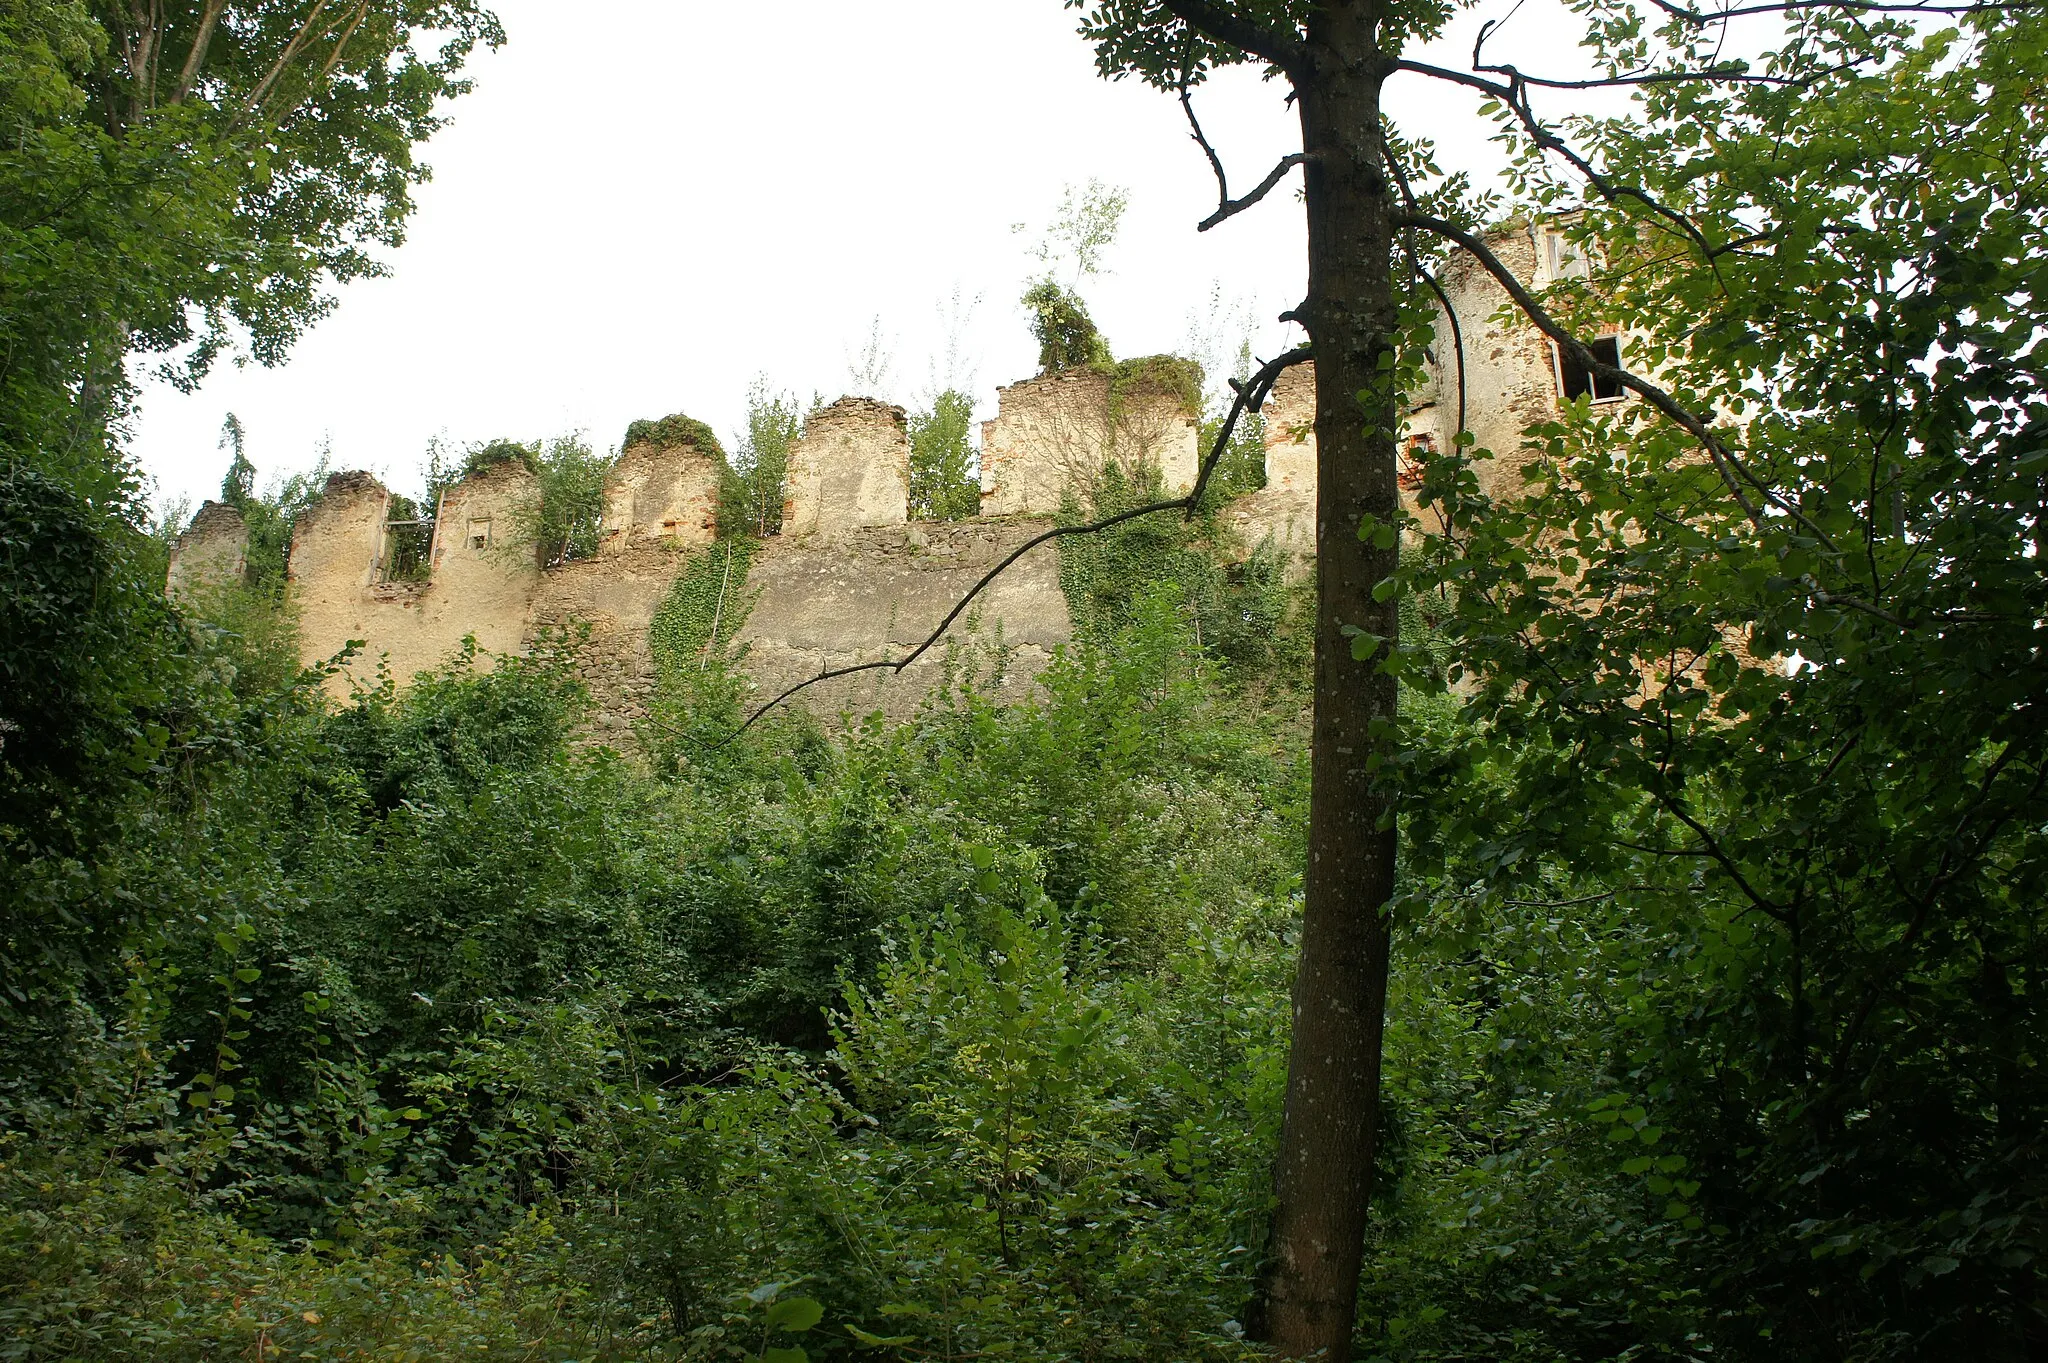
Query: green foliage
[
  {"left": 649, "top": 540, "right": 757, "bottom": 680},
  {"left": 239, "top": 455, "right": 333, "bottom": 599},
  {"left": 722, "top": 378, "right": 804, "bottom": 538},
  {"left": 1106, "top": 353, "right": 1204, "bottom": 419},
  {"left": 0, "top": 0, "right": 498, "bottom": 1035},
  {"left": 1023, "top": 179, "right": 1129, "bottom": 286},
  {"left": 1198, "top": 404, "right": 1267, "bottom": 500},
  {"left": 486, "top": 434, "right": 608, "bottom": 568},
  {"left": 906, "top": 389, "right": 981, "bottom": 521},
  {"left": 1022, "top": 278, "right": 1111, "bottom": 373},
  {"left": 1058, "top": 463, "right": 1297, "bottom": 678},
  {"left": 217, "top": 414, "right": 255, "bottom": 506},
  {"left": 1378, "top": 11, "right": 2048, "bottom": 1356},
  {"left": 625, "top": 412, "right": 727, "bottom": 461}
]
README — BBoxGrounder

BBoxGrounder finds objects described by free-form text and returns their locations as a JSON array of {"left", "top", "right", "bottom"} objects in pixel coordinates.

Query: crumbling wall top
[
  {"left": 979, "top": 364, "right": 1201, "bottom": 517},
  {"left": 782, "top": 396, "right": 910, "bottom": 539},
  {"left": 166, "top": 499, "right": 250, "bottom": 599}
]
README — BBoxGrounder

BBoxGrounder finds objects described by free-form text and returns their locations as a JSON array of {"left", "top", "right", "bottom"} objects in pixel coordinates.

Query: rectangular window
[
  {"left": 1557, "top": 335, "right": 1626, "bottom": 403},
  {"left": 468, "top": 516, "right": 492, "bottom": 550},
  {"left": 1546, "top": 230, "right": 1592, "bottom": 282}
]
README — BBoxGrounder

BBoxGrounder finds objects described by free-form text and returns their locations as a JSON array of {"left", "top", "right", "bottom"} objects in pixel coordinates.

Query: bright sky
[{"left": 133, "top": 0, "right": 1609, "bottom": 517}]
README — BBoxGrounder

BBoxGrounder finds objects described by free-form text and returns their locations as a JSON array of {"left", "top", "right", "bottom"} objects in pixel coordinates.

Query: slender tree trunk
[{"left": 1261, "top": 6, "right": 1400, "bottom": 1356}]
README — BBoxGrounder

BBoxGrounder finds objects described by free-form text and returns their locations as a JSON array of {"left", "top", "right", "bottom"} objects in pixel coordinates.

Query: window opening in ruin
[
  {"left": 1546, "top": 229, "right": 1592, "bottom": 283},
  {"left": 381, "top": 516, "right": 434, "bottom": 582},
  {"left": 468, "top": 515, "right": 492, "bottom": 550},
  {"left": 1557, "top": 335, "right": 1626, "bottom": 403},
  {"left": 1400, "top": 434, "right": 1432, "bottom": 491}
]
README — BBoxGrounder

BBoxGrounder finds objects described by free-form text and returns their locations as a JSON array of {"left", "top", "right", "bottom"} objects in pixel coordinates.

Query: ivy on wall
[
  {"left": 648, "top": 538, "right": 757, "bottom": 679},
  {"left": 1055, "top": 462, "right": 1296, "bottom": 676}
]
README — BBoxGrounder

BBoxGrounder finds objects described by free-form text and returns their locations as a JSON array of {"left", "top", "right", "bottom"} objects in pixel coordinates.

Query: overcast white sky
[{"left": 134, "top": 0, "right": 1610, "bottom": 517}]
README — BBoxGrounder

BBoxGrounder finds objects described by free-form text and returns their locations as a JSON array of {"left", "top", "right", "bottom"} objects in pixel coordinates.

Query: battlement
[
  {"left": 168, "top": 229, "right": 1583, "bottom": 716},
  {"left": 782, "top": 396, "right": 910, "bottom": 538},
  {"left": 601, "top": 429, "right": 722, "bottom": 553},
  {"left": 979, "top": 364, "right": 1199, "bottom": 516},
  {"left": 166, "top": 500, "right": 249, "bottom": 599}
]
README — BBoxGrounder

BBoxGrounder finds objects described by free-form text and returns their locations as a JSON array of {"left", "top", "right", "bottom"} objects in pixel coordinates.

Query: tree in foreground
[
  {"left": 2, "top": 0, "right": 500, "bottom": 1028},
  {"left": 1067, "top": 0, "right": 2048, "bottom": 1355}
]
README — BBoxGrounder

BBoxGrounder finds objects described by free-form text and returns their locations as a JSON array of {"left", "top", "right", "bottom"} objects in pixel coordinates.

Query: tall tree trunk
[{"left": 1262, "top": 6, "right": 1400, "bottom": 1355}]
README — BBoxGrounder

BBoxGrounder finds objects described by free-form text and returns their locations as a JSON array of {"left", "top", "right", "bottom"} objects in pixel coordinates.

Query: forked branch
[{"left": 722, "top": 347, "right": 1313, "bottom": 738}]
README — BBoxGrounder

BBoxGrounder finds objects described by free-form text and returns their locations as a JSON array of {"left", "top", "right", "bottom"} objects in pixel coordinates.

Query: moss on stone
[{"left": 461, "top": 439, "right": 539, "bottom": 479}]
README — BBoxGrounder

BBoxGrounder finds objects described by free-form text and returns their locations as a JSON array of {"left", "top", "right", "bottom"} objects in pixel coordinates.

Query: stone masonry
[
  {"left": 781, "top": 397, "right": 911, "bottom": 539},
  {"left": 979, "top": 368, "right": 1199, "bottom": 516}
]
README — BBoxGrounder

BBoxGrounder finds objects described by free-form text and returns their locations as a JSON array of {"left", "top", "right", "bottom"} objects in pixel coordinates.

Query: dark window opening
[{"left": 1558, "top": 335, "right": 1625, "bottom": 402}]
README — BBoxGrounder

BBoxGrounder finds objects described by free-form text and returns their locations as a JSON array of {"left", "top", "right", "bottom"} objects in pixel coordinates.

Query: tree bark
[{"left": 1260, "top": 4, "right": 1400, "bottom": 1356}]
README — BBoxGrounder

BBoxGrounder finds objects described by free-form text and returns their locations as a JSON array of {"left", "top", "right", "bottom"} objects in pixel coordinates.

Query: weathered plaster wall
[
  {"left": 736, "top": 519, "right": 1069, "bottom": 722},
  {"left": 292, "top": 463, "right": 540, "bottom": 694},
  {"left": 166, "top": 500, "right": 249, "bottom": 599},
  {"left": 782, "top": 397, "right": 910, "bottom": 539},
  {"left": 1412, "top": 223, "right": 1567, "bottom": 504},
  {"left": 289, "top": 471, "right": 393, "bottom": 682},
  {"left": 602, "top": 437, "right": 721, "bottom": 553},
  {"left": 979, "top": 370, "right": 1199, "bottom": 517}
]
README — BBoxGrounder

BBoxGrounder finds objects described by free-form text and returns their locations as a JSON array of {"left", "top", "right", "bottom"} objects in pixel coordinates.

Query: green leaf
[
  {"left": 767, "top": 1297, "right": 824, "bottom": 1332},
  {"left": 762, "top": 1348, "right": 809, "bottom": 1363}
]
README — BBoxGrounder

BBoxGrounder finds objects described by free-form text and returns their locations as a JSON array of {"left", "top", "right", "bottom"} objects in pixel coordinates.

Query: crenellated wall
[
  {"left": 601, "top": 437, "right": 722, "bottom": 552},
  {"left": 169, "top": 229, "right": 1590, "bottom": 722}
]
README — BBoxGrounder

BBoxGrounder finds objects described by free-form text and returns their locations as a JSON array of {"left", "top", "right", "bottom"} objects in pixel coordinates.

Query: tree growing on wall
[
  {"left": 1019, "top": 180, "right": 1128, "bottom": 372},
  {"left": 1059, "top": 0, "right": 2048, "bottom": 1356},
  {"left": 722, "top": 377, "right": 805, "bottom": 538},
  {"left": 908, "top": 390, "right": 982, "bottom": 521}
]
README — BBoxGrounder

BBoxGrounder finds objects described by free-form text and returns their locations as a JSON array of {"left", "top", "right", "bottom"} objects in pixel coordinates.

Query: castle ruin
[{"left": 167, "top": 225, "right": 1615, "bottom": 723}]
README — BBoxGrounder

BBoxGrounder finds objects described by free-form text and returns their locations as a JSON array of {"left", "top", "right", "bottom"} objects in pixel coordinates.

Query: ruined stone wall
[
  {"left": 1226, "top": 225, "right": 1575, "bottom": 566},
  {"left": 289, "top": 471, "right": 394, "bottom": 684},
  {"left": 602, "top": 438, "right": 721, "bottom": 552},
  {"left": 289, "top": 463, "right": 539, "bottom": 694},
  {"left": 736, "top": 519, "right": 1068, "bottom": 723},
  {"left": 782, "top": 397, "right": 910, "bottom": 539},
  {"left": 1411, "top": 223, "right": 1569, "bottom": 504},
  {"left": 173, "top": 228, "right": 1605, "bottom": 723},
  {"left": 979, "top": 370, "right": 1198, "bottom": 517},
  {"left": 165, "top": 500, "right": 249, "bottom": 600},
  {"left": 1225, "top": 362, "right": 1320, "bottom": 568}
]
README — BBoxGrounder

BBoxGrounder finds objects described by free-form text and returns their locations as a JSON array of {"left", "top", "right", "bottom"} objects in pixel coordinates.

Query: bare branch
[
  {"left": 1391, "top": 60, "right": 1720, "bottom": 264},
  {"left": 1202, "top": 153, "right": 1309, "bottom": 231},
  {"left": 721, "top": 347, "right": 1314, "bottom": 739},
  {"left": 1647, "top": 0, "right": 2044, "bottom": 23},
  {"left": 1178, "top": 52, "right": 1309, "bottom": 231}
]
